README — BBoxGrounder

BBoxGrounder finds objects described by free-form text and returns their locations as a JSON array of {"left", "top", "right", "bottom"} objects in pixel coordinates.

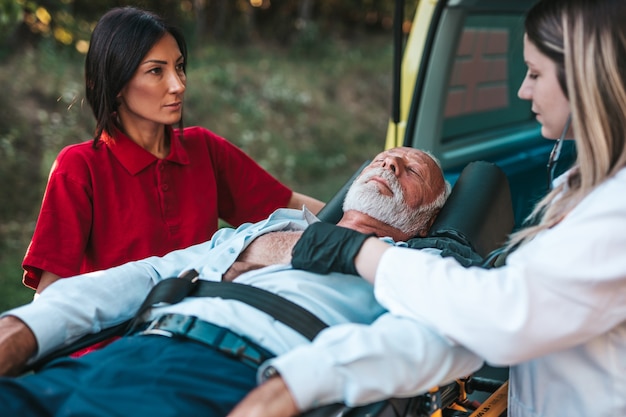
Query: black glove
[
  {"left": 407, "top": 229, "right": 483, "bottom": 267},
  {"left": 292, "top": 222, "right": 376, "bottom": 275}
]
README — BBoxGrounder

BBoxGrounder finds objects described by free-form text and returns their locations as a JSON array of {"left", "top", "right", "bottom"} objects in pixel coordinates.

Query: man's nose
[{"left": 381, "top": 156, "right": 401, "bottom": 175}]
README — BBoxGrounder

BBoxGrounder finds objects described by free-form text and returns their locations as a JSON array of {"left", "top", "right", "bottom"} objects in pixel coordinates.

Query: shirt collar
[{"left": 102, "top": 126, "right": 190, "bottom": 175}]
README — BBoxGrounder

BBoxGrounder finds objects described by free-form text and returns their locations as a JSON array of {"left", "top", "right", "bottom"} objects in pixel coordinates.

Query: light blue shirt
[
  {"left": 8, "top": 208, "right": 383, "bottom": 359},
  {"left": 7, "top": 207, "right": 483, "bottom": 412}
]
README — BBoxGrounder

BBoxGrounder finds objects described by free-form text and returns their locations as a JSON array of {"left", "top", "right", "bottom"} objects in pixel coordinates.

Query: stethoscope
[
  {"left": 546, "top": 113, "right": 572, "bottom": 190},
  {"left": 492, "top": 114, "right": 574, "bottom": 260}
]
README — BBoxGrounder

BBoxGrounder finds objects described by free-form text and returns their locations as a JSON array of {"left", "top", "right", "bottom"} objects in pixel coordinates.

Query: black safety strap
[{"left": 129, "top": 269, "right": 329, "bottom": 341}]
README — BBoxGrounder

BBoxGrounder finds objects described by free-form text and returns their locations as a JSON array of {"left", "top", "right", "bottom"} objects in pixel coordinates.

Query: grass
[
  {"left": 0, "top": 34, "right": 394, "bottom": 311},
  {"left": 0, "top": 223, "right": 36, "bottom": 311},
  {"left": 183, "top": 37, "right": 393, "bottom": 198},
  {"left": 0, "top": 250, "right": 34, "bottom": 311}
]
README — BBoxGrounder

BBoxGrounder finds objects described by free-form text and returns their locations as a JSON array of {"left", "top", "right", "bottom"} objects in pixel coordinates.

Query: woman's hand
[{"left": 291, "top": 222, "right": 375, "bottom": 275}]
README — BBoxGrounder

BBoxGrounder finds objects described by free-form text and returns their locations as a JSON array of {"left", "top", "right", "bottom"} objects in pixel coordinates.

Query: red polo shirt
[{"left": 22, "top": 126, "right": 292, "bottom": 289}]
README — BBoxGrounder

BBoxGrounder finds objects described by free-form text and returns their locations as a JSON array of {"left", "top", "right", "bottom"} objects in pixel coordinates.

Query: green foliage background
[{"left": 0, "top": 0, "right": 410, "bottom": 310}]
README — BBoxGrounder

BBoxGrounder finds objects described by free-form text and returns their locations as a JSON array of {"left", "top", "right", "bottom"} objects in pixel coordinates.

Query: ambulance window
[{"left": 441, "top": 14, "right": 531, "bottom": 143}]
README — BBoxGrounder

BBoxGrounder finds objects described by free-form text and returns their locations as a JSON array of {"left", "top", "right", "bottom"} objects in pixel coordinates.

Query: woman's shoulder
[
  {"left": 178, "top": 126, "right": 223, "bottom": 141},
  {"left": 54, "top": 140, "right": 101, "bottom": 165},
  {"left": 176, "top": 126, "right": 238, "bottom": 151},
  {"left": 52, "top": 139, "right": 119, "bottom": 179},
  {"left": 615, "top": 165, "right": 626, "bottom": 180},
  {"left": 577, "top": 166, "right": 626, "bottom": 214},
  {"left": 602, "top": 166, "right": 626, "bottom": 197}
]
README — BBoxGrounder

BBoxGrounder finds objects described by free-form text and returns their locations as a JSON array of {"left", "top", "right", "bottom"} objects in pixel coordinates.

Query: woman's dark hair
[{"left": 85, "top": 7, "right": 188, "bottom": 145}]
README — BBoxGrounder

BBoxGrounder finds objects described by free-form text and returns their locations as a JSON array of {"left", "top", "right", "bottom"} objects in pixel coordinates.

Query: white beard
[{"left": 343, "top": 168, "right": 421, "bottom": 236}]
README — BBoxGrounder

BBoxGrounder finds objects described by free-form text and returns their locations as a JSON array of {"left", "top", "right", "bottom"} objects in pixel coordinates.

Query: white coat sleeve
[
  {"left": 262, "top": 313, "right": 483, "bottom": 411},
  {"left": 374, "top": 173, "right": 626, "bottom": 365}
]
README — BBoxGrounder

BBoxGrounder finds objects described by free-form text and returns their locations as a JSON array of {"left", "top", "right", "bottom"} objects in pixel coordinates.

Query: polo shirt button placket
[{"left": 157, "top": 161, "right": 174, "bottom": 231}]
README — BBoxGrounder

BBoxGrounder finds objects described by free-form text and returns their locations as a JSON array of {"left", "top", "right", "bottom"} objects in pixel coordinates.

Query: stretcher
[{"left": 29, "top": 159, "right": 514, "bottom": 417}]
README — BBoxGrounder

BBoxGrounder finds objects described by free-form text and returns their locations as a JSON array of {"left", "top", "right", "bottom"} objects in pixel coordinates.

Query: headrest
[{"left": 428, "top": 161, "right": 514, "bottom": 258}]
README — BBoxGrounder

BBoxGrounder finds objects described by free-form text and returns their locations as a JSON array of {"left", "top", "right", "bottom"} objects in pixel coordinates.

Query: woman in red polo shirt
[{"left": 22, "top": 7, "right": 323, "bottom": 294}]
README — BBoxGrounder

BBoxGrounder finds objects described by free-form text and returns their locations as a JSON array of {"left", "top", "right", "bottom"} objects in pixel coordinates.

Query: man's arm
[
  {"left": 229, "top": 375, "right": 298, "bottom": 417},
  {"left": 0, "top": 316, "right": 37, "bottom": 376}
]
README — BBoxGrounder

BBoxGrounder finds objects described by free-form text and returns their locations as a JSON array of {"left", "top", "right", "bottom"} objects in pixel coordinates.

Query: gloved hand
[
  {"left": 407, "top": 229, "right": 483, "bottom": 267},
  {"left": 291, "top": 222, "right": 376, "bottom": 275}
]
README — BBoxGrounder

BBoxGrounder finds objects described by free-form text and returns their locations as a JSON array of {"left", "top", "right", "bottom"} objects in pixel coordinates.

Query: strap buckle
[
  {"left": 139, "top": 314, "right": 273, "bottom": 368},
  {"left": 217, "top": 332, "right": 266, "bottom": 366},
  {"left": 143, "top": 314, "right": 197, "bottom": 338},
  {"left": 142, "top": 316, "right": 173, "bottom": 337}
]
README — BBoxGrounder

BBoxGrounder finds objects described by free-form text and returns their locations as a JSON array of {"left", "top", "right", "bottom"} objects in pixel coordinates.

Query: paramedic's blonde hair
[{"left": 508, "top": 0, "right": 626, "bottom": 248}]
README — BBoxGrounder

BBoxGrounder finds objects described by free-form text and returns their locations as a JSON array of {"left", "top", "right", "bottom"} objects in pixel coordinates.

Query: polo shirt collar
[{"left": 102, "top": 126, "right": 190, "bottom": 175}]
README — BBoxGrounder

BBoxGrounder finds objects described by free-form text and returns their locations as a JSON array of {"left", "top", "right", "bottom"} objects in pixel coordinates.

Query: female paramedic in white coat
[{"left": 230, "top": 0, "right": 626, "bottom": 416}]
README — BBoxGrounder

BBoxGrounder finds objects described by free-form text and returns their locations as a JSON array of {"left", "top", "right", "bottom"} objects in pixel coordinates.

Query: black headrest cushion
[{"left": 428, "top": 161, "right": 514, "bottom": 258}]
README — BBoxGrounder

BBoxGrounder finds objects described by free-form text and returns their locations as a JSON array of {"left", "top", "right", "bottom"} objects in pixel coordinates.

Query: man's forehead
[{"left": 376, "top": 147, "right": 426, "bottom": 161}]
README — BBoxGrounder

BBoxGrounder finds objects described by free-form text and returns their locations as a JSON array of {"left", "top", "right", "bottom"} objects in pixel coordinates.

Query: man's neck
[{"left": 337, "top": 210, "right": 410, "bottom": 242}]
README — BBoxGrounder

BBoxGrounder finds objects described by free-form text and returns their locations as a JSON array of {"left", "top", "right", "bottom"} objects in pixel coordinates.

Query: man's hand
[
  {"left": 0, "top": 316, "right": 37, "bottom": 376},
  {"left": 291, "top": 222, "right": 375, "bottom": 275},
  {"left": 228, "top": 375, "right": 299, "bottom": 417}
]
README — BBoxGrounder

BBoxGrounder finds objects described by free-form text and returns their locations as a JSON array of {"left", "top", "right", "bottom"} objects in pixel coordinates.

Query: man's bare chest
[{"left": 222, "top": 231, "right": 303, "bottom": 281}]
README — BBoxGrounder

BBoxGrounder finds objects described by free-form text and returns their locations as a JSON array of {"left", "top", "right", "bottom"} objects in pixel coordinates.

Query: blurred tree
[
  {"left": 0, "top": 0, "right": 35, "bottom": 54},
  {"left": 0, "top": 0, "right": 22, "bottom": 41},
  {"left": 1, "top": 0, "right": 418, "bottom": 54},
  {"left": 0, "top": 90, "right": 46, "bottom": 230},
  {"left": 0, "top": 0, "right": 194, "bottom": 56},
  {"left": 191, "top": 0, "right": 208, "bottom": 40}
]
